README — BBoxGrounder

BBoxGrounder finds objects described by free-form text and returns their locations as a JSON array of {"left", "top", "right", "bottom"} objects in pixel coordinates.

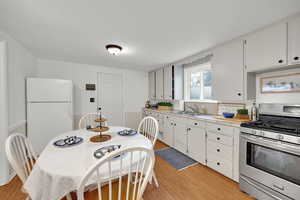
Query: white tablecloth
[{"left": 23, "top": 126, "right": 152, "bottom": 200}]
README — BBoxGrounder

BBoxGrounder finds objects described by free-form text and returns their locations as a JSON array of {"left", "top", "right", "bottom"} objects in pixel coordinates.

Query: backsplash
[
  {"left": 184, "top": 102, "right": 218, "bottom": 115},
  {"left": 217, "top": 103, "right": 245, "bottom": 115},
  {"left": 149, "top": 100, "right": 254, "bottom": 116}
]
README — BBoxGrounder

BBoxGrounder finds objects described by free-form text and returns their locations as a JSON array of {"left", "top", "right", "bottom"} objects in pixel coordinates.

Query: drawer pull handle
[
  {"left": 217, "top": 137, "right": 220, "bottom": 140},
  {"left": 217, "top": 149, "right": 220, "bottom": 152},
  {"left": 272, "top": 184, "right": 285, "bottom": 191},
  {"left": 217, "top": 162, "right": 220, "bottom": 166}
]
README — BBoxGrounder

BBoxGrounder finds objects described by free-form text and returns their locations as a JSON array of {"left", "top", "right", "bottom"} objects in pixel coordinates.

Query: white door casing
[{"left": 0, "top": 41, "right": 9, "bottom": 185}]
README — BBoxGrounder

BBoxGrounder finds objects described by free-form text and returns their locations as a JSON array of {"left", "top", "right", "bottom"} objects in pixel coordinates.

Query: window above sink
[{"left": 184, "top": 62, "right": 212, "bottom": 101}]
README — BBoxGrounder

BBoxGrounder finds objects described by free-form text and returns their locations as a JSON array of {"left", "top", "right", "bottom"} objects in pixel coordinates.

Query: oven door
[{"left": 240, "top": 133, "right": 300, "bottom": 199}]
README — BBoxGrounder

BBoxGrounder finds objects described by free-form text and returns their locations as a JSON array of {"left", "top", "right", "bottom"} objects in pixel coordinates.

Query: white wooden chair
[
  {"left": 137, "top": 116, "right": 159, "bottom": 188},
  {"left": 5, "top": 133, "right": 73, "bottom": 200},
  {"left": 78, "top": 113, "right": 108, "bottom": 129},
  {"left": 77, "top": 147, "right": 155, "bottom": 200},
  {"left": 5, "top": 133, "right": 37, "bottom": 200}
]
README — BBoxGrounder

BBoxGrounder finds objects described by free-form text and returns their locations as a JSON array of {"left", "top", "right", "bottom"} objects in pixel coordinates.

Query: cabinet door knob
[
  {"left": 217, "top": 137, "right": 220, "bottom": 140},
  {"left": 278, "top": 59, "right": 283, "bottom": 64},
  {"left": 174, "top": 123, "right": 176, "bottom": 126},
  {"left": 217, "top": 162, "right": 220, "bottom": 166},
  {"left": 194, "top": 123, "right": 198, "bottom": 125},
  {"left": 237, "top": 93, "right": 241, "bottom": 96},
  {"left": 217, "top": 128, "right": 221, "bottom": 131},
  {"left": 294, "top": 56, "right": 299, "bottom": 61},
  {"left": 217, "top": 149, "right": 220, "bottom": 152}
]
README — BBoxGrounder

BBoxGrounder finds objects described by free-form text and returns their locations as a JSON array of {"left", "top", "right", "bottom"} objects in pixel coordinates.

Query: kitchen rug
[{"left": 155, "top": 147, "right": 197, "bottom": 171}]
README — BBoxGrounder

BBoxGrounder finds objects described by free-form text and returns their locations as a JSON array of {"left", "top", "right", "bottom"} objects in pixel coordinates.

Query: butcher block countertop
[{"left": 143, "top": 108, "right": 250, "bottom": 128}]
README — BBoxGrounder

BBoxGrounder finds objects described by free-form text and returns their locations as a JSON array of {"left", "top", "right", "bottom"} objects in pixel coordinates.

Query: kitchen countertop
[{"left": 143, "top": 108, "right": 243, "bottom": 128}]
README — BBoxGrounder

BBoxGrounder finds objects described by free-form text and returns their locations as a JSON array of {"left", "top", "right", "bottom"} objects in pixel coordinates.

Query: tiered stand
[{"left": 89, "top": 112, "right": 111, "bottom": 143}]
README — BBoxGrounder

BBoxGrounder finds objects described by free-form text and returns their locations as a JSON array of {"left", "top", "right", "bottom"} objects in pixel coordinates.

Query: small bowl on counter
[{"left": 222, "top": 112, "right": 235, "bottom": 118}]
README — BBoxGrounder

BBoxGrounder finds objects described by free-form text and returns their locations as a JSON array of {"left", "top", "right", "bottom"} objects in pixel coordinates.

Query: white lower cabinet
[
  {"left": 143, "top": 110, "right": 239, "bottom": 182},
  {"left": 163, "top": 116, "right": 174, "bottom": 146},
  {"left": 206, "top": 123, "right": 239, "bottom": 182},
  {"left": 173, "top": 121, "right": 188, "bottom": 154},
  {"left": 187, "top": 126, "right": 206, "bottom": 165},
  {"left": 206, "top": 153, "right": 233, "bottom": 179}
]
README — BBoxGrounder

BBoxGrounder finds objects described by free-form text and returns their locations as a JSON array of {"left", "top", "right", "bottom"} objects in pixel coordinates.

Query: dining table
[{"left": 23, "top": 126, "right": 153, "bottom": 200}]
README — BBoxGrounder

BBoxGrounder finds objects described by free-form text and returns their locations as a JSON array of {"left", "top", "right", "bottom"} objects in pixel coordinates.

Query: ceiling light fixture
[{"left": 105, "top": 44, "right": 122, "bottom": 55}]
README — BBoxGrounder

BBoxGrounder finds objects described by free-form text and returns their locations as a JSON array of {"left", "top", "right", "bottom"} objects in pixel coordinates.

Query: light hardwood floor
[{"left": 0, "top": 140, "right": 254, "bottom": 200}]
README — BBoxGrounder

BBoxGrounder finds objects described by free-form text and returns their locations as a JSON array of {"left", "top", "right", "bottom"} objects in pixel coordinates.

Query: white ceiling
[{"left": 1, "top": 0, "right": 300, "bottom": 71}]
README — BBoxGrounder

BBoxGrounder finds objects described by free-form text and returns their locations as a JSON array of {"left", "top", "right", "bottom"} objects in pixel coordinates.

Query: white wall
[
  {"left": 256, "top": 67, "right": 300, "bottom": 104},
  {"left": 0, "top": 31, "right": 36, "bottom": 126},
  {"left": 0, "top": 30, "right": 36, "bottom": 185},
  {"left": 36, "top": 59, "right": 148, "bottom": 129}
]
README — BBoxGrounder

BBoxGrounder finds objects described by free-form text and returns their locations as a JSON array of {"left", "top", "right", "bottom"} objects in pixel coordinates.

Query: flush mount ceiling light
[{"left": 105, "top": 44, "right": 122, "bottom": 55}]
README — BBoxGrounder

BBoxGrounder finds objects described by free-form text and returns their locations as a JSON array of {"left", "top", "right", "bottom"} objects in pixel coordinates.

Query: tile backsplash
[
  {"left": 217, "top": 103, "right": 245, "bottom": 115},
  {"left": 184, "top": 102, "right": 218, "bottom": 115},
  {"left": 149, "top": 99, "right": 253, "bottom": 116}
]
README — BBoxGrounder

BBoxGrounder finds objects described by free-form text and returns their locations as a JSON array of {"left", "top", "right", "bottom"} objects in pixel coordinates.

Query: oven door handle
[
  {"left": 240, "top": 133, "right": 300, "bottom": 155},
  {"left": 240, "top": 176, "right": 282, "bottom": 200}
]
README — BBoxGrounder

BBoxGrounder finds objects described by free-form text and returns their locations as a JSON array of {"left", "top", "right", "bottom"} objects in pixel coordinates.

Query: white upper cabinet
[
  {"left": 288, "top": 16, "right": 300, "bottom": 65},
  {"left": 149, "top": 71, "right": 156, "bottom": 99},
  {"left": 163, "top": 65, "right": 173, "bottom": 100},
  {"left": 244, "top": 23, "right": 288, "bottom": 72},
  {"left": 212, "top": 40, "right": 244, "bottom": 102},
  {"left": 155, "top": 68, "right": 164, "bottom": 99}
]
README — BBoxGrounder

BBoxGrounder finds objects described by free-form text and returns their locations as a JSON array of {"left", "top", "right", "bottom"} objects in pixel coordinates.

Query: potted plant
[
  {"left": 236, "top": 109, "right": 249, "bottom": 120},
  {"left": 157, "top": 102, "right": 173, "bottom": 111}
]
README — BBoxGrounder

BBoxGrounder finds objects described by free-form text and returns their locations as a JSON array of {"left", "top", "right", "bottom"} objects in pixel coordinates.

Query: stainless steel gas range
[{"left": 239, "top": 104, "right": 300, "bottom": 200}]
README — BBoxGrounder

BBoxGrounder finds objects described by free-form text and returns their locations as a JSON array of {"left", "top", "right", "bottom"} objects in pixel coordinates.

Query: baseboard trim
[{"left": 0, "top": 172, "right": 16, "bottom": 186}]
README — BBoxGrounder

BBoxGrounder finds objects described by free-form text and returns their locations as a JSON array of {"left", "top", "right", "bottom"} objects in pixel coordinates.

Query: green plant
[
  {"left": 157, "top": 102, "right": 173, "bottom": 107},
  {"left": 237, "top": 109, "right": 248, "bottom": 115}
]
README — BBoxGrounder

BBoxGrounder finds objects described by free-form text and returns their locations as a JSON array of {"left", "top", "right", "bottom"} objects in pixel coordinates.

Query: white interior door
[{"left": 98, "top": 73, "right": 124, "bottom": 126}]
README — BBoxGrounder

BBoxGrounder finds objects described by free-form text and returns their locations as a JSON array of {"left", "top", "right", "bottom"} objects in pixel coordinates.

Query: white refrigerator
[{"left": 26, "top": 78, "right": 73, "bottom": 154}]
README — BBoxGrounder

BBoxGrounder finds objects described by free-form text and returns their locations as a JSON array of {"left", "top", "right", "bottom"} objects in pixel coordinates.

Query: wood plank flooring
[{"left": 0, "top": 140, "right": 254, "bottom": 200}]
